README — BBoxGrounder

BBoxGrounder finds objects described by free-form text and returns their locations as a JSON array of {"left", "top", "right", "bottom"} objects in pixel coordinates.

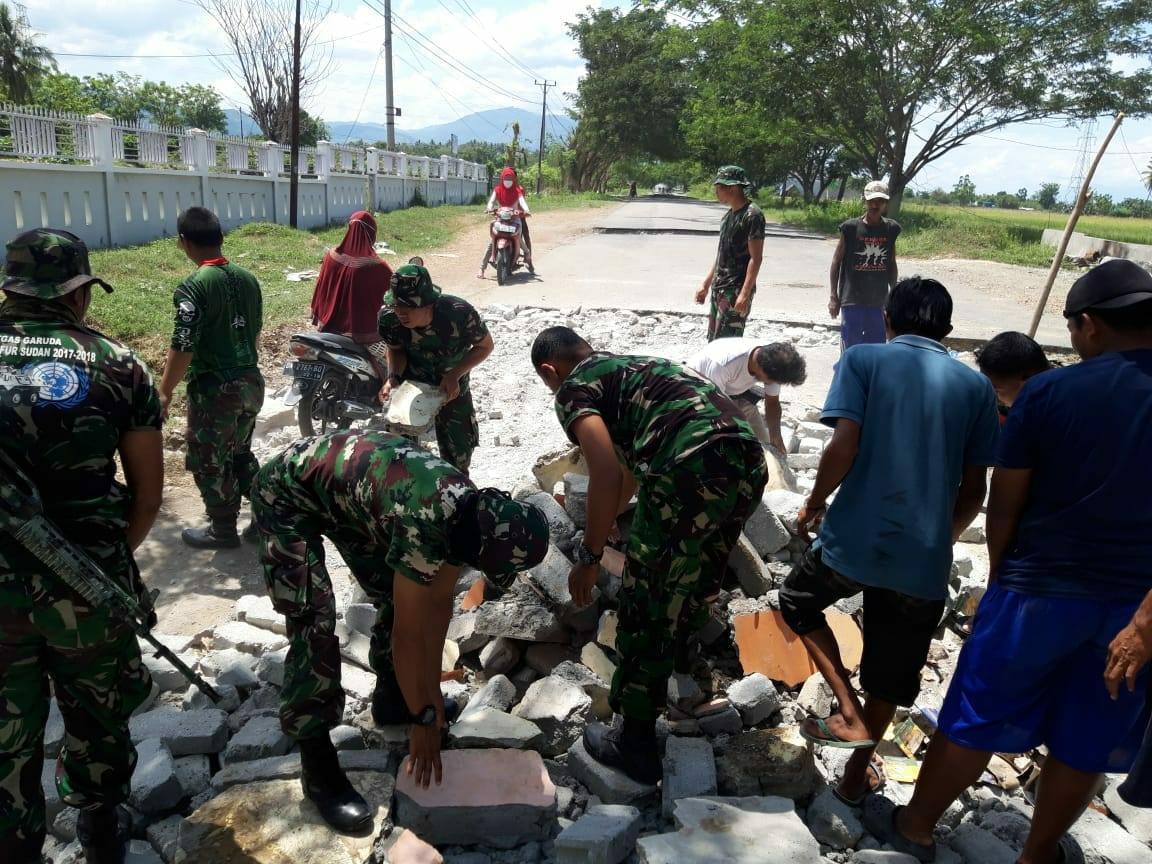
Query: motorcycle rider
[{"left": 478, "top": 166, "right": 533, "bottom": 278}]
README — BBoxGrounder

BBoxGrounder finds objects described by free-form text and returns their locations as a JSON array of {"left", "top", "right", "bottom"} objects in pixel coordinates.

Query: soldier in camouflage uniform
[
  {"left": 158, "top": 206, "right": 264, "bottom": 549},
  {"left": 0, "top": 229, "right": 163, "bottom": 864},
  {"left": 377, "top": 264, "right": 493, "bottom": 473},
  {"left": 531, "top": 326, "right": 768, "bottom": 784},
  {"left": 695, "top": 165, "right": 766, "bottom": 341},
  {"left": 250, "top": 430, "right": 548, "bottom": 831}
]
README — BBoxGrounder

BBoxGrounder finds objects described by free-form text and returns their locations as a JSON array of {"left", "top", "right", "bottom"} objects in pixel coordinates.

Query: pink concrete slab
[
  {"left": 395, "top": 748, "right": 555, "bottom": 808},
  {"left": 461, "top": 579, "right": 486, "bottom": 611},
  {"left": 734, "top": 609, "right": 863, "bottom": 687}
]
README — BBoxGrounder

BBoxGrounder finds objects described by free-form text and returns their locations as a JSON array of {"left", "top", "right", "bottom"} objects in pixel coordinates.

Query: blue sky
[{"left": 20, "top": 0, "right": 1152, "bottom": 203}]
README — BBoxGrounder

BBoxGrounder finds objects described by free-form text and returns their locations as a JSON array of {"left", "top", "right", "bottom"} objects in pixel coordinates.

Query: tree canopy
[
  {"left": 35, "top": 72, "right": 228, "bottom": 133},
  {"left": 0, "top": 2, "right": 54, "bottom": 103}
]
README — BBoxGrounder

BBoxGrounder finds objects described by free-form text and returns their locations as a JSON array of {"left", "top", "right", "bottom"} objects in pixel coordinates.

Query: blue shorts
[
  {"left": 937, "top": 581, "right": 1150, "bottom": 773},
  {"left": 840, "top": 305, "right": 886, "bottom": 351}
]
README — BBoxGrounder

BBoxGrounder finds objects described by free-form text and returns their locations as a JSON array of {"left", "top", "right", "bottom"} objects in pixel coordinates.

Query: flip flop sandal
[
  {"left": 832, "top": 756, "right": 887, "bottom": 807},
  {"left": 800, "top": 716, "right": 877, "bottom": 750}
]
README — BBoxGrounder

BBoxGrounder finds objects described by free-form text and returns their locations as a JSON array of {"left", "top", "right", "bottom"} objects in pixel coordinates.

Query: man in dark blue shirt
[{"left": 870, "top": 259, "right": 1152, "bottom": 863}]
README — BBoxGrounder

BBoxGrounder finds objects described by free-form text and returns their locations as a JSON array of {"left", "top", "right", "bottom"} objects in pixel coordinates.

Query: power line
[
  {"left": 342, "top": 44, "right": 384, "bottom": 144},
  {"left": 444, "top": 0, "right": 547, "bottom": 81}
]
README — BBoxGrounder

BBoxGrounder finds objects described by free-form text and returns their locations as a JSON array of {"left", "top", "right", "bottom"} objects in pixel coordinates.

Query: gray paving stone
[
  {"left": 448, "top": 707, "right": 544, "bottom": 750},
  {"left": 173, "top": 754, "right": 211, "bottom": 798},
  {"left": 567, "top": 738, "right": 658, "bottom": 806},
  {"left": 661, "top": 736, "right": 717, "bottom": 819},
  {"left": 145, "top": 814, "right": 183, "bottom": 864},
  {"left": 224, "top": 714, "right": 292, "bottom": 762},
  {"left": 129, "top": 739, "right": 184, "bottom": 814},
  {"left": 555, "top": 804, "right": 642, "bottom": 864},
  {"left": 129, "top": 708, "right": 229, "bottom": 757}
]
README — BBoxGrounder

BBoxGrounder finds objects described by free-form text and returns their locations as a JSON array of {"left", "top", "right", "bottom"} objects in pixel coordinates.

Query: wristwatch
[
  {"left": 575, "top": 542, "right": 602, "bottom": 566},
  {"left": 410, "top": 704, "right": 438, "bottom": 726}
]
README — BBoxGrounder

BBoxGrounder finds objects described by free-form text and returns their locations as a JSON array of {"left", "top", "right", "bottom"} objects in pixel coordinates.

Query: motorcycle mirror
[{"left": 408, "top": 256, "right": 424, "bottom": 267}]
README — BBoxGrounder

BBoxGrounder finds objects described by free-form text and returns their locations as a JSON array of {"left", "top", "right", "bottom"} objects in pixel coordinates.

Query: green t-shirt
[
  {"left": 253, "top": 430, "right": 474, "bottom": 584},
  {"left": 712, "top": 202, "right": 766, "bottom": 298},
  {"left": 378, "top": 294, "right": 489, "bottom": 392},
  {"left": 553, "top": 352, "right": 754, "bottom": 476},
  {"left": 170, "top": 260, "right": 263, "bottom": 379}
]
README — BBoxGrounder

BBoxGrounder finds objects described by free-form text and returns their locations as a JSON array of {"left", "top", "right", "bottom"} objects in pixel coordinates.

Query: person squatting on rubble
[
  {"left": 531, "top": 326, "right": 767, "bottom": 784},
  {"left": 975, "top": 330, "right": 1051, "bottom": 416},
  {"left": 828, "top": 180, "right": 901, "bottom": 352},
  {"left": 158, "top": 206, "right": 265, "bottom": 550},
  {"left": 249, "top": 430, "right": 549, "bottom": 833},
  {"left": 377, "top": 263, "right": 494, "bottom": 474},
  {"left": 686, "top": 337, "right": 808, "bottom": 454},
  {"left": 309, "top": 209, "right": 393, "bottom": 379},
  {"left": 0, "top": 229, "right": 164, "bottom": 864},
  {"left": 478, "top": 166, "right": 533, "bottom": 278},
  {"left": 695, "top": 165, "right": 765, "bottom": 341},
  {"left": 868, "top": 260, "right": 1152, "bottom": 863},
  {"left": 783, "top": 277, "right": 999, "bottom": 810}
]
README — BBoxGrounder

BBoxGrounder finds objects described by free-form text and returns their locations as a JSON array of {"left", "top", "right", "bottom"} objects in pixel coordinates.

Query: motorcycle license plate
[
  {"left": 494, "top": 223, "right": 519, "bottom": 234},
  {"left": 283, "top": 361, "right": 326, "bottom": 380}
]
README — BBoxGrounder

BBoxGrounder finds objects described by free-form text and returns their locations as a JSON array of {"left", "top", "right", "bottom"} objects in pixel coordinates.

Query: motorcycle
[{"left": 486, "top": 207, "right": 532, "bottom": 285}]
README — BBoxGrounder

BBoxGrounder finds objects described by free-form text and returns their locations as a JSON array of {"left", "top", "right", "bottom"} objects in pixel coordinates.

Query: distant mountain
[{"left": 224, "top": 106, "right": 573, "bottom": 149}]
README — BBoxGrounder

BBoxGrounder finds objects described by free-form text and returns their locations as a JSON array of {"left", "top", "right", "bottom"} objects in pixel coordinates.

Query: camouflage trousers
[
  {"left": 612, "top": 436, "right": 767, "bottom": 722},
  {"left": 186, "top": 371, "right": 265, "bottom": 520},
  {"left": 0, "top": 566, "right": 151, "bottom": 863},
  {"left": 429, "top": 390, "right": 478, "bottom": 476},
  {"left": 253, "top": 511, "right": 401, "bottom": 740},
  {"left": 707, "top": 287, "right": 754, "bottom": 341}
]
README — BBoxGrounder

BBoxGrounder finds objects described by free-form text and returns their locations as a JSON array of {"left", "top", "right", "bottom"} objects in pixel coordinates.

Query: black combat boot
[
  {"left": 299, "top": 735, "right": 373, "bottom": 834},
  {"left": 181, "top": 518, "right": 241, "bottom": 549},
  {"left": 371, "top": 673, "right": 459, "bottom": 726},
  {"left": 76, "top": 804, "right": 131, "bottom": 864},
  {"left": 582, "top": 717, "right": 662, "bottom": 785}
]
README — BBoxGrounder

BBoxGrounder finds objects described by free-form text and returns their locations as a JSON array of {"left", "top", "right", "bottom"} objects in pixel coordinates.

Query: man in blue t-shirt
[
  {"left": 872, "top": 260, "right": 1152, "bottom": 863},
  {"left": 779, "top": 277, "right": 999, "bottom": 809}
]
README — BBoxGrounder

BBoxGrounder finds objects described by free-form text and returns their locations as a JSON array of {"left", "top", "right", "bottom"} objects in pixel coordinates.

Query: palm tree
[
  {"left": 1146, "top": 157, "right": 1152, "bottom": 195},
  {"left": 0, "top": 2, "right": 55, "bottom": 104}
]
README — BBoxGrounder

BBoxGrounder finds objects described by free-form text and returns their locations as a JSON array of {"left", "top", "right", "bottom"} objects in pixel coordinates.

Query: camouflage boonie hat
[
  {"left": 472, "top": 488, "right": 549, "bottom": 579},
  {"left": 714, "top": 165, "right": 751, "bottom": 187},
  {"left": 384, "top": 264, "right": 440, "bottom": 308},
  {"left": 2, "top": 228, "right": 113, "bottom": 298}
]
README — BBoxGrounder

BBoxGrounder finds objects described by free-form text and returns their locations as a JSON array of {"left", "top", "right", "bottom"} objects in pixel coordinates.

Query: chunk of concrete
[
  {"left": 1104, "top": 776, "right": 1152, "bottom": 844},
  {"left": 525, "top": 492, "right": 578, "bottom": 543},
  {"left": 727, "top": 535, "right": 774, "bottom": 597},
  {"left": 797, "top": 674, "right": 833, "bottom": 717},
  {"left": 394, "top": 749, "right": 556, "bottom": 849},
  {"left": 743, "top": 504, "right": 792, "bottom": 557},
  {"left": 596, "top": 611, "right": 618, "bottom": 652},
  {"left": 567, "top": 738, "right": 658, "bottom": 806},
  {"left": 697, "top": 705, "right": 743, "bottom": 737},
  {"left": 44, "top": 698, "right": 64, "bottom": 759},
  {"left": 235, "top": 594, "right": 287, "bottom": 635},
  {"left": 129, "top": 739, "right": 184, "bottom": 815},
  {"left": 173, "top": 755, "right": 211, "bottom": 798},
  {"left": 525, "top": 643, "right": 576, "bottom": 676},
  {"left": 211, "top": 620, "right": 289, "bottom": 656},
  {"left": 763, "top": 489, "right": 807, "bottom": 534},
  {"left": 714, "top": 728, "right": 818, "bottom": 799},
  {"left": 199, "top": 648, "right": 260, "bottom": 689},
  {"left": 480, "top": 636, "right": 523, "bottom": 676},
  {"left": 130, "top": 709, "right": 229, "bottom": 757},
  {"left": 726, "top": 673, "right": 781, "bottom": 726},
  {"left": 580, "top": 643, "right": 617, "bottom": 687},
  {"left": 448, "top": 707, "right": 544, "bottom": 750},
  {"left": 637, "top": 796, "right": 821, "bottom": 863},
  {"left": 555, "top": 804, "right": 642, "bottom": 864},
  {"left": 446, "top": 611, "right": 488, "bottom": 654},
  {"left": 224, "top": 715, "right": 292, "bottom": 763},
  {"left": 551, "top": 661, "right": 612, "bottom": 721},
  {"left": 335, "top": 621, "right": 372, "bottom": 670},
  {"left": 564, "top": 473, "right": 590, "bottom": 528},
  {"left": 343, "top": 602, "right": 377, "bottom": 638},
  {"left": 372, "top": 828, "right": 444, "bottom": 864},
  {"left": 142, "top": 651, "right": 203, "bottom": 693},
  {"left": 176, "top": 772, "right": 393, "bottom": 863},
  {"left": 943, "top": 823, "right": 1018, "bottom": 864},
  {"left": 256, "top": 647, "right": 287, "bottom": 687},
  {"left": 512, "top": 677, "right": 593, "bottom": 756},
  {"left": 125, "top": 839, "right": 164, "bottom": 863},
  {"left": 460, "top": 674, "right": 517, "bottom": 718},
  {"left": 183, "top": 681, "right": 241, "bottom": 713},
  {"left": 474, "top": 595, "right": 567, "bottom": 643},
  {"left": 146, "top": 814, "right": 183, "bottom": 863},
  {"left": 1066, "top": 804, "right": 1152, "bottom": 864},
  {"left": 806, "top": 787, "right": 864, "bottom": 849},
  {"left": 661, "top": 737, "right": 717, "bottom": 819}
]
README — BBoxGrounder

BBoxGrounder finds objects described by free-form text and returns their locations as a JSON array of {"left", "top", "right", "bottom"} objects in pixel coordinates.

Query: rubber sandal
[
  {"left": 862, "top": 798, "right": 935, "bottom": 862},
  {"left": 800, "top": 716, "right": 876, "bottom": 749},
  {"left": 832, "top": 756, "right": 887, "bottom": 807}
]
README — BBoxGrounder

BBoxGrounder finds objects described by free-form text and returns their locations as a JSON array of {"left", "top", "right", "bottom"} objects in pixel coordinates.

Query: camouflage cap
[
  {"left": 2, "top": 228, "right": 113, "bottom": 299},
  {"left": 714, "top": 165, "right": 751, "bottom": 187},
  {"left": 383, "top": 264, "right": 440, "bottom": 308},
  {"left": 471, "top": 488, "right": 549, "bottom": 579},
  {"left": 864, "top": 181, "right": 890, "bottom": 201}
]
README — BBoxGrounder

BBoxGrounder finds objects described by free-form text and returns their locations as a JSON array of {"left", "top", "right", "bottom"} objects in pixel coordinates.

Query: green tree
[
  {"left": 1017, "top": 187, "right": 1028, "bottom": 202},
  {"left": 177, "top": 84, "right": 227, "bottom": 133},
  {"left": 952, "top": 174, "right": 977, "bottom": 206},
  {"left": 35, "top": 72, "right": 93, "bottom": 114},
  {"left": 1084, "top": 190, "right": 1113, "bottom": 216},
  {"left": 1038, "top": 182, "right": 1061, "bottom": 210},
  {"left": 0, "top": 2, "right": 54, "bottom": 104},
  {"left": 299, "top": 109, "right": 328, "bottom": 147},
  {"left": 667, "top": 0, "right": 1152, "bottom": 215}
]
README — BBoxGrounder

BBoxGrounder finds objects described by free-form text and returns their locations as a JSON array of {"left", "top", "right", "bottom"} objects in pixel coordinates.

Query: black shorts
[{"left": 779, "top": 545, "right": 945, "bottom": 706}]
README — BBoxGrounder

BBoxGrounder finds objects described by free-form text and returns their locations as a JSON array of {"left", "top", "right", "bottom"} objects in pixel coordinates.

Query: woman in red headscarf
[
  {"left": 478, "top": 167, "right": 533, "bottom": 278},
  {"left": 310, "top": 211, "right": 392, "bottom": 370}
]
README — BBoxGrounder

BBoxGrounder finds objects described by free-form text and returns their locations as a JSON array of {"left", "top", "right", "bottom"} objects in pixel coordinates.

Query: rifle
[{"left": 0, "top": 448, "right": 220, "bottom": 703}]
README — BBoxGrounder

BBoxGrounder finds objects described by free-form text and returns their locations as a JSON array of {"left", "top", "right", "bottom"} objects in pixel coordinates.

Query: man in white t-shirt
[{"left": 687, "top": 338, "right": 807, "bottom": 453}]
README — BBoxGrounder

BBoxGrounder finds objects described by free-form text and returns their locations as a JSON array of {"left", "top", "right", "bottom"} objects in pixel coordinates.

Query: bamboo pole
[{"left": 1028, "top": 113, "right": 1125, "bottom": 338}]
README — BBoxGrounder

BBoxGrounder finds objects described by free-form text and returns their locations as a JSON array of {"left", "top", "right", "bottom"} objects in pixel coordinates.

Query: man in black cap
[{"left": 866, "top": 259, "right": 1152, "bottom": 863}]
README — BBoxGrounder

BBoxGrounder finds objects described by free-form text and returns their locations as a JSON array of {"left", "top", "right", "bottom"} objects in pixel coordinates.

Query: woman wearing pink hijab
[{"left": 310, "top": 211, "right": 392, "bottom": 367}]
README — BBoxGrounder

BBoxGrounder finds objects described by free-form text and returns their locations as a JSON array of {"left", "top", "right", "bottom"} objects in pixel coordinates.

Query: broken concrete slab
[
  {"left": 460, "top": 673, "right": 517, "bottom": 718},
  {"left": 563, "top": 472, "right": 590, "bottom": 527},
  {"left": 551, "top": 661, "right": 612, "bottom": 721},
  {"left": 448, "top": 707, "right": 544, "bottom": 750},
  {"left": 129, "top": 739, "right": 184, "bottom": 815},
  {"left": 714, "top": 728, "right": 818, "bottom": 799},
  {"left": 1104, "top": 776, "right": 1152, "bottom": 845},
  {"left": 142, "top": 650, "right": 203, "bottom": 693},
  {"left": 567, "top": 738, "right": 658, "bottom": 806},
  {"left": 797, "top": 673, "right": 834, "bottom": 717},
  {"left": 234, "top": 594, "right": 287, "bottom": 635},
  {"left": 580, "top": 643, "right": 617, "bottom": 688},
  {"left": 176, "top": 771, "right": 393, "bottom": 864},
  {"left": 446, "top": 611, "right": 487, "bottom": 654},
  {"left": 146, "top": 813, "right": 183, "bottom": 863},
  {"left": 209, "top": 750, "right": 394, "bottom": 793},
  {"left": 130, "top": 709, "right": 229, "bottom": 757},
  {"left": 1066, "top": 804, "right": 1152, "bottom": 864},
  {"left": 806, "top": 787, "right": 864, "bottom": 849},
  {"left": 596, "top": 611, "right": 618, "bottom": 652},
  {"left": 525, "top": 491, "right": 578, "bottom": 543},
  {"left": 210, "top": 620, "right": 289, "bottom": 656},
  {"left": 183, "top": 681, "right": 241, "bottom": 713},
  {"left": 224, "top": 715, "right": 292, "bottom": 763},
  {"left": 199, "top": 648, "right": 260, "bottom": 690},
  {"left": 532, "top": 446, "right": 587, "bottom": 495},
  {"left": 480, "top": 636, "right": 523, "bottom": 676},
  {"left": 727, "top": 534, "right": 774, "bottom": 597},
  {"left": 743, "top": 504, "right": 792, "bottom": 557},
  {"left": 44, "top": 699, "right": 64, "bottom": 759},
  {"left": 335, "top": 622, "right": 373, "bottom": 670},
  {"left": 943, "top": 822, "right": 1017, "bottom": 864},
  {"left": 733, "top": 608, "right": 862, "bottom": 687},
  {"left": 525, "top": 642, "right": 577, "bottom": 676},
  {"left": 637, "top": 796, "right": 821, "bottom": 863},
  {"left": 696, "top": 704, "right": 743, "bottom": 737},
  {"left": 372, "top": 828, "right": 444, "bottom": 864},
  {"left": 512, "top": 677, "right": 593, "bottom": 756},
  {"left": 474, "top": 595, "right": 567, "bottom": 643},
  {"left": 555, "top": 804, "right": 642, "bottom": 864},
  {"left": 174, "top": 754, "right": 211, "bottom": 799},
  {"left": 256, "top": 647, "right": 287, "bottom": 687},
  {"left": 661, "top": 736, "right": 717, "bottom": 819},
  {"left": 726, "top": 673, "right": 781, "bottom": 726},
  {"left": 394, "top": 749, "right": 556, "bottom": 849},
  {"left": 763, "top": 489, "right": 807, "bottom": 534}
]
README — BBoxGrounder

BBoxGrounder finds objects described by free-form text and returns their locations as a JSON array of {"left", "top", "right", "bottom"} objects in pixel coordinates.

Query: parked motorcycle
[{"left": 486, "top": 207, "right": 532, "bottom": 285}]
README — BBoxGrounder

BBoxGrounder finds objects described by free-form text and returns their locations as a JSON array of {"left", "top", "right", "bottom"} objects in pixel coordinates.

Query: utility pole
[
  {"left": 534, "top": 79, "right": 556, "bottom": 195},
  {"left": 384, "top": 0, "right": 397, "bottom": 150},
  {"left": 289, "top": 0, "right": 302, "bottom": 228}
]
